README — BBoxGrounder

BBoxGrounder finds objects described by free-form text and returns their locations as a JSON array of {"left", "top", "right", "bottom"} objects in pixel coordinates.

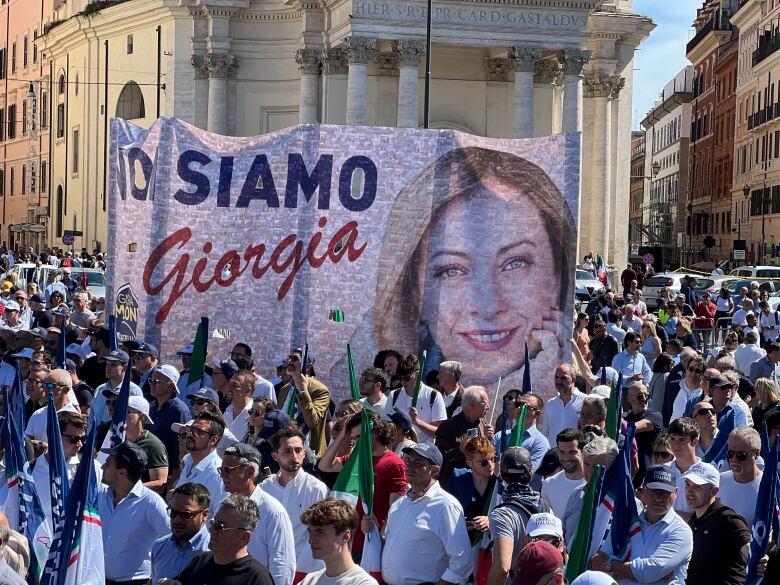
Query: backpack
[{"left": 390, "top": 387, "right": 439, "bottom": 409}]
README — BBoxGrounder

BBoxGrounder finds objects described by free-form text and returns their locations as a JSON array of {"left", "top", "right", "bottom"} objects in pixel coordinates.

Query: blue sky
[{"left": 632, "top": 1, "right": 700, "bottom": 128}]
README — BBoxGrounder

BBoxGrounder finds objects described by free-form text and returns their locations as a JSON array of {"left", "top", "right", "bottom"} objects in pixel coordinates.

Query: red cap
[{"left": 511, "top": 540, "right": 563, "bottom": 585}]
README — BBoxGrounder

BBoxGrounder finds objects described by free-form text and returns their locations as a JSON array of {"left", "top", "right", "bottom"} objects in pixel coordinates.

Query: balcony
[
  {"left": 753, "top": 27, "right": 780, "bottom": 67},
  {"left": 687, "top": 17, "right": 732, "bottom": 55}
]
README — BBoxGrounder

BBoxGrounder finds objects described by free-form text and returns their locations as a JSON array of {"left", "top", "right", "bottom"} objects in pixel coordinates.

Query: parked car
[
  {"left": 729, "top": 265, "right": 780, "bottom": 278},
  {"left": 643, "top": 273, "right": 716, "bottom": 308},
  {"left": 575, "top": 269, "right": 605, "bottom": 301},
  {"left": 2, "top": 264, "right": 105, "bottom": 300},
  {"left": 69, "top": 268, "right": 106, "bottom": 299}
]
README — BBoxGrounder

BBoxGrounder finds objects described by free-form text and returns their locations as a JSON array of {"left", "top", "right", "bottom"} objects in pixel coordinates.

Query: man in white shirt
[
  {"left": 175, "top": 412, "right": 226, "bottom": 511},
  {"left": 220, "top": 442, "right": 296, "bottom": 585},
  {"left": 611, "top": 333, "right": 651, "bottom": 385},
  {"left": 731, "top": 298, "right": 754, "bottom": 327},
  {"left": 541, "top": 428, "right": 586, "bottom": 518},
  {"left": 539, "top": 364, "right": 585, "bottom": 445},
  {"left": 25, "top": 368, "right": 80, "bottom": 444},
  {"left": 261, "top": 426, "right": 328, "bottom": 580},
  {"left": 718, "top": 427, "right": 763, "bottom": 526},
  {"left": 759, "top": 300, "right": 780, "bottom": 346},
  {"left": 621, "top": 304, "right": 643, "bottom": 334},
  {"left": 438, "top": 361, "right": 465, "bottom": 417},
  {"left": 224, "top": 369, "right": 254, "bottom": 439},
  {"left": 734, "top": 331, "right": 766, "bottom": 376},
  {"left": 666, "top": 417, "right": 701, "bottom": 521},
  {"left": 606, "top": 310, "right": 626, "bottom": 346},
  {"left": 299, "top": 498, "right": 378, "bottom": 585},
  {"left": 381, "top": 354, "right": 446, "bottom": 445},
  {"left": 382, "top": 443, "right": 472, "bottom": 585},
  {"left": 358, "top": 367, "right": 389, "bottom": 414}
]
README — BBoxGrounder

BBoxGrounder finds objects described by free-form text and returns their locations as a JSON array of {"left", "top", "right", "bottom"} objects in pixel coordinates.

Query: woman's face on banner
[{"left": 418, "top": 183, "right": 559, "bottom": 382}]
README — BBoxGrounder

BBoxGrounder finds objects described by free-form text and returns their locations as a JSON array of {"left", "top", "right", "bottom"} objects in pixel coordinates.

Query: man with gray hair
[
  {"left": 218, "top": 443, "right": 296, "bottom": 585},
  {"left": 718, "top": 427, "right": 763, "bottom": 526},
  {"left": 438, "top": 360, "right": 465, "bottom": 418},
  {"left": 562, "top": 436, "right": 619, "bottom": 547},
  {"left": 749, "top": 341, "right": 780, "bottom": 385},
  {"left": 435, "top": 385, "right": 494, "bottom": 485},
  {"left": 161, "top": 494, "right": 275, "bottom": 585},
  {"left": 0, "top": 523, "right": 26, "bottom": 585},
  {"left": 24, "top": 367, "right": 80, "bottom": 444},
  {"left": 734, "top": 330, "right": 765, "bottom": 377}
]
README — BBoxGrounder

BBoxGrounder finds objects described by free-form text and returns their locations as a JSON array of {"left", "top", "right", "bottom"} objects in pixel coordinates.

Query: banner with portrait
[{"left": 107, "top": 118, "right": 579, "bottom": 399}]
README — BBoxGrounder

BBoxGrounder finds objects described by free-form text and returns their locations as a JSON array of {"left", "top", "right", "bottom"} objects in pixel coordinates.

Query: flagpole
[
  {"left": 423, "top": 0, "right": 432, "bottom": 128},
  {"left": 488, "top": 376, "right": 502, "bottom": 425}
]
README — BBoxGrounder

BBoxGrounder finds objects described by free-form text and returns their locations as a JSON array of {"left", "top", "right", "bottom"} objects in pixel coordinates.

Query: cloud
[{"left": 632, "top": 0, "right": 700, "bottom": 128}]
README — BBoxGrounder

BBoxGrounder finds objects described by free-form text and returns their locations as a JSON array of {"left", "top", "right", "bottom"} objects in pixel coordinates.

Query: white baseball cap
[
  {"left": 591, "top": 385, "right": 611, "bottom": 401},
  {"left": 525, "top": 513, "right": 563, "bottom": 539},
  {"left": 571, "top": 572, "right": 617, "bottom": 585},
  {"left": 683, "top": 461, "right": 720, "bottom": 487},
  {"left": 127, "top": 395, "right": 153, "bottom": 424},
  {"left": 155, "top": 364, "right": 180, "bottom": 386}
]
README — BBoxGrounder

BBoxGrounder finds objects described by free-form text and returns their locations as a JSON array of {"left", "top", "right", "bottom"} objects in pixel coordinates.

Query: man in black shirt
[
  {"left": 163, "top": 493, "right": 274, "bottom": 585},
  {"left": 588, "top": 319, "right": 619, "bottom": 372},
  {"left": 623, "top": 383, "right": 662, "bottom": 486}
]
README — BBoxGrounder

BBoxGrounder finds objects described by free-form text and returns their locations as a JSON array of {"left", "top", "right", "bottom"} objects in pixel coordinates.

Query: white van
[{"left": 728, "top": 265, "right": 780, "bottom": 278}]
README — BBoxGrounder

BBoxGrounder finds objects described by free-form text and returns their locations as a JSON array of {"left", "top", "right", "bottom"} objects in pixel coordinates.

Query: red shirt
[{"left": 338, "top": 449, "right": 407, "bottom": 552}]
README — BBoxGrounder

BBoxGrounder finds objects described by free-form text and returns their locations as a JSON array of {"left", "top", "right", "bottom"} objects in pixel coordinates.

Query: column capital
[
  {"left": 295, "top": 48, "right": 321, "bottom": 75},
  {"left": 510, "top": 46, "right": 543, "bottom": 72},
  {"left": 483, "top": 57, "right": 512, "bottom": 82},
  {"left": 392, "top": 40, "right": 425, "bottom": 67},
  {"left": 205, "top": 53, "right": 239, "bottom": 79},
  {"left": 534, "top": 59, "right": 563, "bottom": 85},
  {"left": 374, "top": 52, "right": 399, "bottom": 76},
  {"left": 322, "top": 47, "right": 348, "bottom": 75},
  {"left": 583, "top": 73, "right": 624, "bottom": 98},
  {"left": 191, "top": 55, "right": 209, "bottom": 80},
  {"left": 343, "top": 37, "right": 376, "bottom": 65},
  {"left": 561, "top": 49, "right": 592, "bottom": 76}
]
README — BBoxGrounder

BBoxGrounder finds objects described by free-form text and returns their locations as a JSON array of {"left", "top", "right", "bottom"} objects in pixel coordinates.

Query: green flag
[
  {"left": 411, "top": 350, "right": 427, "bottom": 408},
  {"left": 605, "top": 374, "right": 624, "bottom": 441},
  {"left": 506, "top": 404, "right": 528, "bottom": 448},
  {"left": 331, "top": 411, "right": 375, "bottom": 514},
  {"left": 565, "top": 464, "right": 603, "bottom": 583},
  {"left": 186, "top": 317, "right": 208, "bottom": 392}
]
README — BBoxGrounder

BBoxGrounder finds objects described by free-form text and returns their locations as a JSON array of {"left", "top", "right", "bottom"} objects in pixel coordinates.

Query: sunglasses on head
[{"left": 727, "top": 450, "right": 753, "bottom": 461}]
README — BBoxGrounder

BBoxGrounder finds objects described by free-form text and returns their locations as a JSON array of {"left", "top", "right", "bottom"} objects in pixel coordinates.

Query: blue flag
[
  {"left": 301, "top": 343, "right": 309, "bottom": 376},
  {"left": 108, "top": 357, "right": 132, "bottom": 448},
  {"left": 746, "top": 434, "right": 779, "bottom": 585},
  {"left": 521, "top": 343, "right": 532, "bottom": 395},
  {"left": 107, "top": 314, "right": 119, "bottom": 351},
  {"left": 46, "top": 391, "right": 70, "bottom": 532},
  {"left": 702, "top": 405, "right": 736, "bottom": 471},
  {"left": 41, "top": 420, "right": 105, "bottom": 585}
]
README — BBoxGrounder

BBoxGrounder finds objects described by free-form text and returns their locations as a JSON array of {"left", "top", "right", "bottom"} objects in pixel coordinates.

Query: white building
[{"left": 39, "top": 0, "right": 653, "bottom": 261}]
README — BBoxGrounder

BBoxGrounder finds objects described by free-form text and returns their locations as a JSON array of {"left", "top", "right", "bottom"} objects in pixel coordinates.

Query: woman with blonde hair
[
  {"left": 674, "top": 317, "right": 698, "bottom": 350},
  {"left": 345, "top": 145, "right": 576, "bottom": 394},
  {"left": 640, "top": 319, "right": 662, "bottom": 366},
  {"left": 752, "top": 377, "right": 780, "bottom": 430}
]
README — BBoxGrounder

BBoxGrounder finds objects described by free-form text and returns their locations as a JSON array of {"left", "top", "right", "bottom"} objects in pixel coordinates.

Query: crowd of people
[{"left": 0, "top": 250, "right": 776, "bottom": 585}]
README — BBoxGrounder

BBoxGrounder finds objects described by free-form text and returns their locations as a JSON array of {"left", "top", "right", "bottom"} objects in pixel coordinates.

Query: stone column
[
  {"left": 344, "top": 37, "right": 376, "bottom": 125},
  {"left": 510, "top": 47, "right": 543, "bottom": 138},
  {"left": 205, "top": 53, "right": 239, "bottom": 134},
  {"left": 191, "top": 55, "right": 210, "bottom": 130},
  {"left": 561, "top": 49, "right": 591, "bottom": 133},
  {"left": 296, "top": 49, "right": 321, "bottom": 124},
  {"left": 392, "top": 40, "right": 425, "bottom": 128},
  {"left": 321, "top": 47, "right": 348, "bottom": 124},
  {"left": 533, "top": 59, "right": 562, "bottom": 137},
  {"left": 584, "top": 72, "right": 624, "bottom": 260}
]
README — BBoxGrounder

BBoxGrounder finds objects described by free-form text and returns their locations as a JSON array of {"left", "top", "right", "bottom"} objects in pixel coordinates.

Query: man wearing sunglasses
[
  {"left": 124, "top": 395, "right": 169, "bottom": 494},
  {"left": 718, "top": 427, "right": 763, "bottom": 527},
  {"left": 151, "top": 482, "right": 211, "bottom": 584},
  {"left": 692, "top": 401, "right": 718, "bottom": 458},
  {"left": 24, "top": 368, "right": 80, "bottom": 444},
  {"left": 160, "top": 494, "right": 274, "bottom": 585},
  {"left": 175, "top": 412, "right": 227, "bottom": 513},
  {"left": 149, "top": 364, "right": 191, "bottom": 473},
  {"left": 31, "top": 411, "right": 86, "bottom": 531}
]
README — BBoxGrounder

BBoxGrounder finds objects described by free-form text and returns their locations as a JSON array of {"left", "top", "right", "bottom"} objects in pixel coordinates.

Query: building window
[
  {"left": 0, "top": 108, "right": 4, "bottom": 142},
  {"left": 7, "top": 103, "right": 16, "bottom": 139},
  {"left": 115, "top": 81, "right": 145, "bottom": 120},
  {"left": 56, "top": 104, "right": 64, "bottom": 138},
  {"left": 127, "top": 35, "right": 133, "bottom": 54},
  {"left": 74, "top": 73, "right": 78, "bottom": 96},
  {"left": 40, "top": 160, "right": 46, "bottom": 193},
  {"left": 58, "top": 74, "right": 65, "bottom": 94},
  {"left": 21, "top": 100, "right": 26, "bottom": 135},
  {"left": 72, "top": 128, "right": 79, "bottom": 174},
  {"left": 0, "top": 48, "right": 5, "bottom": 79},
  {"left": 0, "top": 169, "right": 3, "bottom": 196},
  {"left": 56, "top": 186, "right": 63, "bottom": 236},
  {"left": 9, "top": 166, "right": 14, "bottom": 195},
  {"left": 41, "top": 94, "right": 47, "bottom": 128},
  {"left": 32, "top": 30, "right": 37, "bottom": 63},
  {"left": 11, "top": 41, "right": 15, "bottom": 73},
  {"left": 21, "top": 164, "right": 25, "bottom": 195},
  {"left": 23, "top": 35, "right": 27, "bottom": 68}
]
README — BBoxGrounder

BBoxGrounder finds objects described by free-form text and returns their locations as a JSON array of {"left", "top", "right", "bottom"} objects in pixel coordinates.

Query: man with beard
[
  {"left": 541, "top": 428, "right": 586, "bottom": 519},
  {"left": 175, "top": 412, "right": 227, "bottom": 511},
  {"left": 539, "top": 364, "right": 585, "bottom": 445},
  {"left": 261, "top": 426, "right": 329, "bottom": 582}
]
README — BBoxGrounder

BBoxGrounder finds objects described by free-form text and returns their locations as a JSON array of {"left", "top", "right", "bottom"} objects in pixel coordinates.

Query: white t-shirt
[
  {"left": 300, "top": 566, "right": 378, "bottom": 585},
  {"left": 718, "top": 470, "right": 762, "bottom": 526},
  {"left": 24, "top": 403, "right": 81, "bottom": 442},
  {"left": 540, "top": 470, "right": 586, "bottom": 519},
  {"left": 380, "top": 384, "right": 446, "bottom": 445}
]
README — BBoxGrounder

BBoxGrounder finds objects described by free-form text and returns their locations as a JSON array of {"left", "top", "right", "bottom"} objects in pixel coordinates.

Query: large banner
[{"left": 108, "top": 118, "right": 579, "bottom": 399}]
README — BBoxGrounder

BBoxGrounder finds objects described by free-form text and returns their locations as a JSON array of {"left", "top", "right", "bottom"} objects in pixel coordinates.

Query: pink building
[{"left": 0, "top": 0, "right": 54, "bottom": 251}]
